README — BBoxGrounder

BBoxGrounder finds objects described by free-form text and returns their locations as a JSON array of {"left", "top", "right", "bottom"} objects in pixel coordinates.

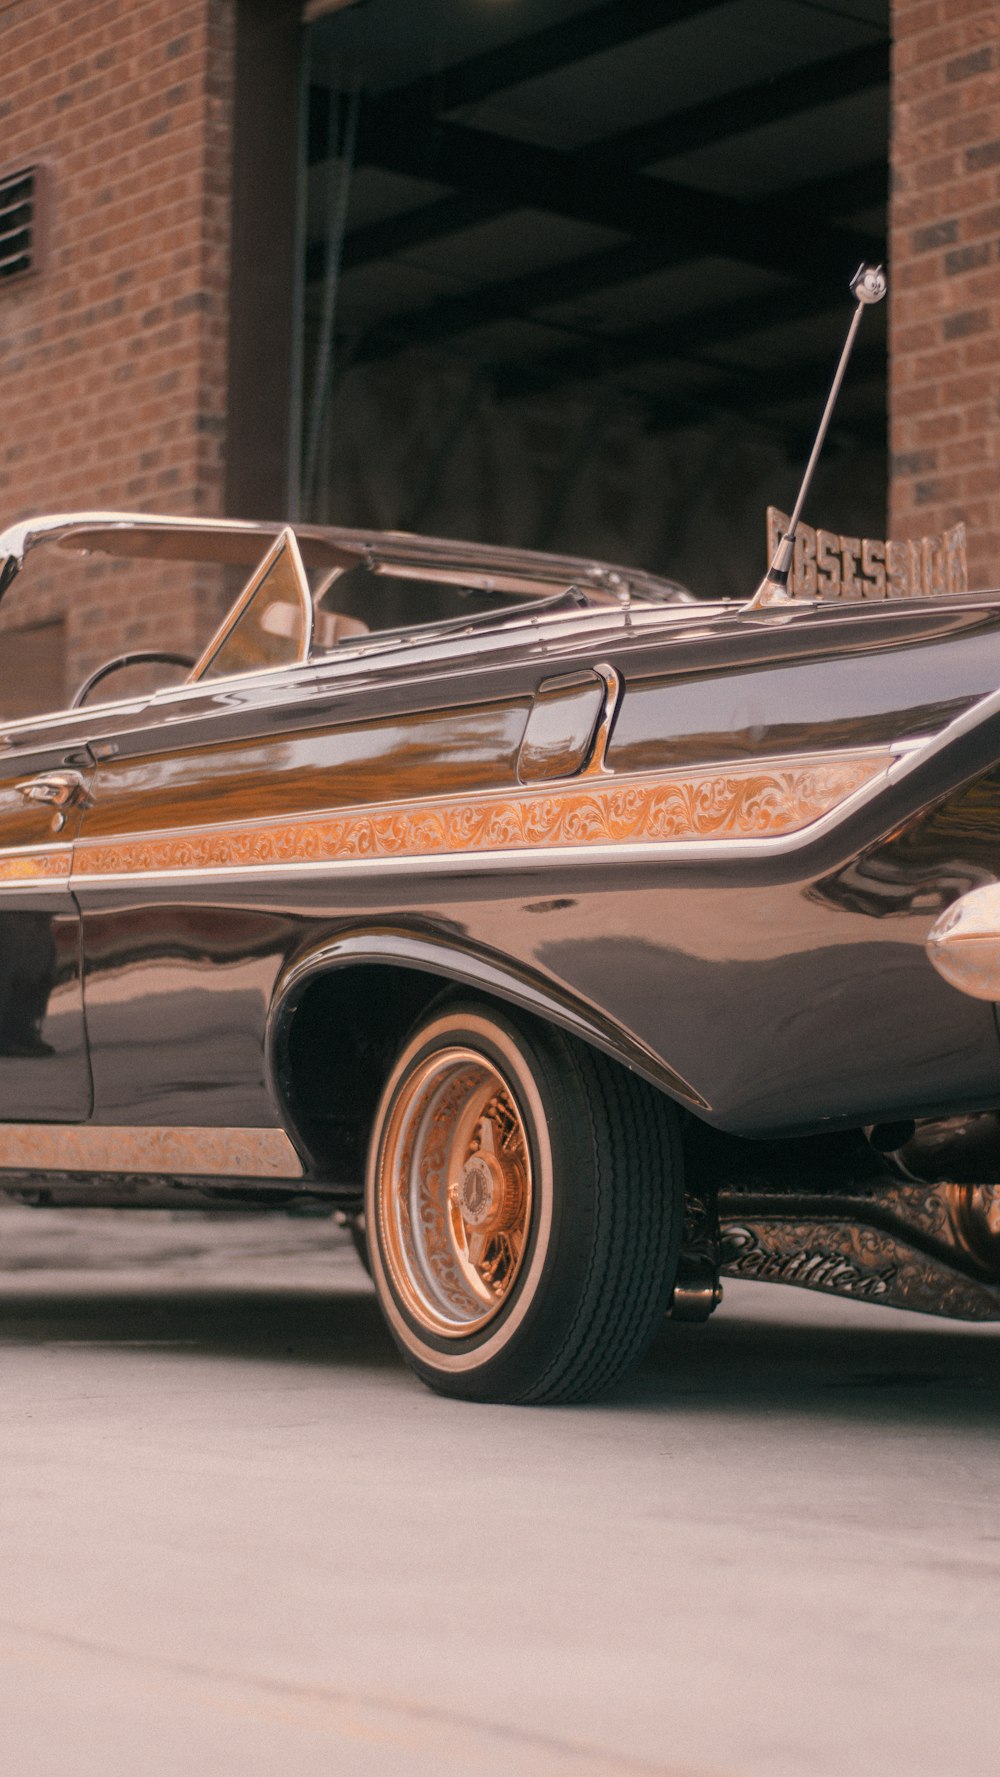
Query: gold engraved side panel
[
  {"left": 0, "top": 1124, "right": 303, "bottom": 1177},
  {"left": 78, "top": 701, "right": 533, "bottom": 839},
  {"left": 73, "top": 753, "right": 890, "bottom": 878},
  {"left": 0, "top": 846, "right": 72, "bottom": 883}
]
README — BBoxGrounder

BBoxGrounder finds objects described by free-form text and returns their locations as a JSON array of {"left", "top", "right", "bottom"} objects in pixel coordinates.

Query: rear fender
[{"left": 265, "top": 925, "right": 707, "bottom": 1170}]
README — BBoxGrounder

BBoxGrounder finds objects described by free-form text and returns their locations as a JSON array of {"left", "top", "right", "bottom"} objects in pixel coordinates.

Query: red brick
[
  {"left": 891, "top": 1, "right": 1000, "bottom": 589},
  {"left": 0, "top": 0, "right": 235, "bottom": 690}
]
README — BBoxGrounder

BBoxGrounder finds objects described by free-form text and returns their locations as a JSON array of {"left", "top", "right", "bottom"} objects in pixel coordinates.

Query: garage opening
[{"left": 234, "top": 0, "right": 889, "bottom": 603}]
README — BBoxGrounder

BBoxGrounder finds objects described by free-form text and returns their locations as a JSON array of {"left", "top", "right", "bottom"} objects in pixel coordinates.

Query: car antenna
[{"left": 745, "top": 263, "right": 887, "bottom": 611}]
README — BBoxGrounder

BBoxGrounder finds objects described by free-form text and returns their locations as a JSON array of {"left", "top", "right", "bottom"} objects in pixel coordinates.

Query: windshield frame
[{"left": 187, "top": 527, "right": 314, "bottom": 684}]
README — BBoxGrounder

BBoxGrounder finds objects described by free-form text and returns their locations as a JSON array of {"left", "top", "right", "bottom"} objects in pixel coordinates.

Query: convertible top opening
[{"left": 0, "top": 512, "right": 693, "bottom": 608}]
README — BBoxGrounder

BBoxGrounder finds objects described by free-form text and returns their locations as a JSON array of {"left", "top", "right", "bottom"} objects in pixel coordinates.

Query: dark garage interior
[{"left": 293, "top": 0, "right": 889, "bottom": 598}]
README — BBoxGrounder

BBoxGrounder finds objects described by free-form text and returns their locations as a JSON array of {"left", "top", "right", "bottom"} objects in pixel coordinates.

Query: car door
[
  {"left": 66, "top": 536, "right": 625, "bottom": 1144},
  {"left": 0, "top": 717, "right": 93, "bottom": 1120},
  {"left": 68, "top": 634, "right": 543, "bottom": 1127},
  {"left": 68, "top": 528, "right": 326, "bottom": 1142}
]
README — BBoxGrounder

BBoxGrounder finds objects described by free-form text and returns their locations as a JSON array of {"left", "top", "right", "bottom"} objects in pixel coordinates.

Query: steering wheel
[{"left": 70, "top": 650, "right": 195, "bottom": 710}]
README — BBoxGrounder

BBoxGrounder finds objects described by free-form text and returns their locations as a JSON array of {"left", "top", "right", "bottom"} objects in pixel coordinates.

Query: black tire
[{"left": 364, "top": 998, "right": 684, "bottom": 1404}]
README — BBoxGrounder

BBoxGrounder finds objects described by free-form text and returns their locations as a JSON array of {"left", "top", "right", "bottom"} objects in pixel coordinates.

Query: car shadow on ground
[
  {"left": 614, "top": 1303, "right": 1000, "bottom": 1431},
  {"left": 0, "top": 1284, "right": 402, "bottom": 1373},
  {"left": 0, "top": 1275, "right": 997, "bottom": 1428}
]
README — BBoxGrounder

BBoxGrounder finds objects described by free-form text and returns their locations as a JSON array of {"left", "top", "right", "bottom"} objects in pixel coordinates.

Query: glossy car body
[{"left": 0, "top": 510, "right": 998, "bottom": 1399}]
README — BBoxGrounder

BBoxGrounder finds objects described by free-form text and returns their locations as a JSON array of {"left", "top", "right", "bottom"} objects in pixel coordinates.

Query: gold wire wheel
[{"left": 375, "top": 1046, "right": 534, "bottom": 1338}]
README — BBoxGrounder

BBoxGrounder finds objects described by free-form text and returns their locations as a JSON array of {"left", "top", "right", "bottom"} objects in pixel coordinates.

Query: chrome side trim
[
  {"left": 0, "top": 1124, "right": 303, "bottom": 1178},
  {"left": 577, "top": 662, "right": 621, "bottom": 778},
  {"left": 69, "top": 749, "right": 892, "bottom": 885},
  {"left": 0, "top": 844, "right": 72, "bottom": 884},
  {"left": 15, "top": 696, "right": 1000, "bottom": 894},
  {"left": 888, "top": 674, "right": 1000, "bottom": 788}
]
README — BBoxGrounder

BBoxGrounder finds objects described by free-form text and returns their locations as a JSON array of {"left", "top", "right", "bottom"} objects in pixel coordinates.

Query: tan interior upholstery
[{"left": 313, "top": 610, "right": 371, "bottom": 647}]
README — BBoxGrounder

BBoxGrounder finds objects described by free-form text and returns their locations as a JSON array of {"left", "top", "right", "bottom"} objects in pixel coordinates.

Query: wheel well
[
  {"left": 277, "top": 964, "right": 447, "bottom": 1191},
  {"left": 275, "top": 950, "right": 705, "bottom": 1193}
]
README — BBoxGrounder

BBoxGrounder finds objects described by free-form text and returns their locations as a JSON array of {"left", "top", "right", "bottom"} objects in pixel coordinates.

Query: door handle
[{"left": 17, "top": 770, "right": 90, "bottom": 809}]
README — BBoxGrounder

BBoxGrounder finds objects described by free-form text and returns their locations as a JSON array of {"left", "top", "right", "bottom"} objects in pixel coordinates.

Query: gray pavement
[{"left": 0, "top": 1201, "right": 997, "bottom": 1777}]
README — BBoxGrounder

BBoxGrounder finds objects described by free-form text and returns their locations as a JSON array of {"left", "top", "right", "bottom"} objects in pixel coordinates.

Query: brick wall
[
  {"left": 890, "top": 0, "right": 1000, "bottom": 590},
  {"left": 0, "top": 0, "right": 235, "bottom": 698}
]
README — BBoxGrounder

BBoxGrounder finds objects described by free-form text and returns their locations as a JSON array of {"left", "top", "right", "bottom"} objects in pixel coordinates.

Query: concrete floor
[{"left": 0, "top": 1203, "right": 997, "bottom": 1777}]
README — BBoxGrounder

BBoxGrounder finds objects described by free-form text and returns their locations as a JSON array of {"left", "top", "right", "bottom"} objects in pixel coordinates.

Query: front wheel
[{"left": 364, "top": 999, "right": 683, "bottom": 1404}]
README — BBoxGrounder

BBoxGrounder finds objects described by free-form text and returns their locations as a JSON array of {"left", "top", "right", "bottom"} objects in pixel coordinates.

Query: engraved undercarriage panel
[
  {"left": 719, "top": 1179, "right": 1000, "bottom": 1321},
  {"left": 65, "top": 751, "right": 890, "bottom": 881}
]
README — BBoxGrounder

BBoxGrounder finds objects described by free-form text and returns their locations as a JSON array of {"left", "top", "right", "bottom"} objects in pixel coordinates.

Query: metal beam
[
  {"left": 304, "top": 58, "right": 885, "bottom": 350},
  {"left": 301, "top": 8, "right": 888, "bottom": 403},
  {"left": 340, "top": 193, "right": 502, "bottom": 274},
  {"left": 349, "top": 111, "right": 879, "bottom": 266},
  {"left": 343, "top": 156, "right": 880, "bottom": 369},
  {"left": 323, "top": 37, "right": 888, "bottom": 273},
  {"left": 490, "top": 162, "right": 887, "bottom": 399},
  {"left": 304, "top": 100, "right": 883, "bottom": 349},
  {"left": 361, "top": 0, "right": 736, "bottom": 120},
  {"left": 312, "top": 168, "right": 881, "bottom": 289},
  {"left": 594, "top": 39, "right": 889, "bottom": 170}
]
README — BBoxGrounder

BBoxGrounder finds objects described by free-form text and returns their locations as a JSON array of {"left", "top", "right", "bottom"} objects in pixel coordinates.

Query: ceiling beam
[
  {"left": 343, "top": 222, "right": 876, "bottom": 368},
  {"left": 594, "top": 38, "right": 888, "bottom": 170},
  {"left": 302, "top": 10, "right": 888, "bottom": 409},
  {"left": 322, "top": 36, "right": 888, "bottom": 273},
  {"left": 490, "top": 159, "right": 886, "bottom": 400},
  {"left": 365, "top": 0, "right": 737, "bottom": 119},
  {"left": 310, "top": 37, "right": 888, "bottom": 282},
  {"left": 312, "top": 138, "right": 884, "bottom": 284},
  {"left": 785, "top": 158, "right": 887, "bottom": 221},
  {"left": 304, "top": 101, "right": 882, "bottom": 332},
  {"left": 341, "top": 193, "right": 500, "bottom": 274},
  {"left": 339, "top": 143, "right": 881, "bottom": 368},
  {"left": 305, "top": 47, "right": 885, "bottom": 343},
  {"left": 346, "top": 112, "right": 882, "bottom": 268}
]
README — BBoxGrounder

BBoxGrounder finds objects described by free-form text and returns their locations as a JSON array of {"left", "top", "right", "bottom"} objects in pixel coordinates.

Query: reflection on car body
[{"left": 0, "top": 498, "right": 998, "bottom": 1403}]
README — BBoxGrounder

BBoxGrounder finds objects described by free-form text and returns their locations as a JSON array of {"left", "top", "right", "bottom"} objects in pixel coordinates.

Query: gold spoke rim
[{"left": 375, "top": 1047, "right": 533, "bottom": 1338}]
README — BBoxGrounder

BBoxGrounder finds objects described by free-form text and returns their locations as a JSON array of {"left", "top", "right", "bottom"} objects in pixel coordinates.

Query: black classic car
[{"left": 0, "top": 494, "right": 999, "bottom": 1404}]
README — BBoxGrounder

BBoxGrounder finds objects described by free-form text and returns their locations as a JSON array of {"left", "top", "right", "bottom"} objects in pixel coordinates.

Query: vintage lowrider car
[{"left": 0, "top": 508, "right": 999, "bottom": 1404}]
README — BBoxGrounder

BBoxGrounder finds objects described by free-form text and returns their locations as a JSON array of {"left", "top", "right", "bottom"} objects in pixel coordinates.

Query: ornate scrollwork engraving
[
  {"left": 719, "top": 1181, "right": 1000, "bottom": 1321},
  {"left": 0, "top": 1123, "right": 302, "bottom": 1178},
  {"left": 671, "top": 1185, "right": 723, "bottom": 1320},
  {"left": 71, "top": 752, "right": 889, "bottom": 880}
]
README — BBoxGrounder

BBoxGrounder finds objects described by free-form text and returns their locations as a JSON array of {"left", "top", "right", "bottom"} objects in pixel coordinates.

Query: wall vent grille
[{"left": 0, "top": 166, "right": 43, "bottom": 285}]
